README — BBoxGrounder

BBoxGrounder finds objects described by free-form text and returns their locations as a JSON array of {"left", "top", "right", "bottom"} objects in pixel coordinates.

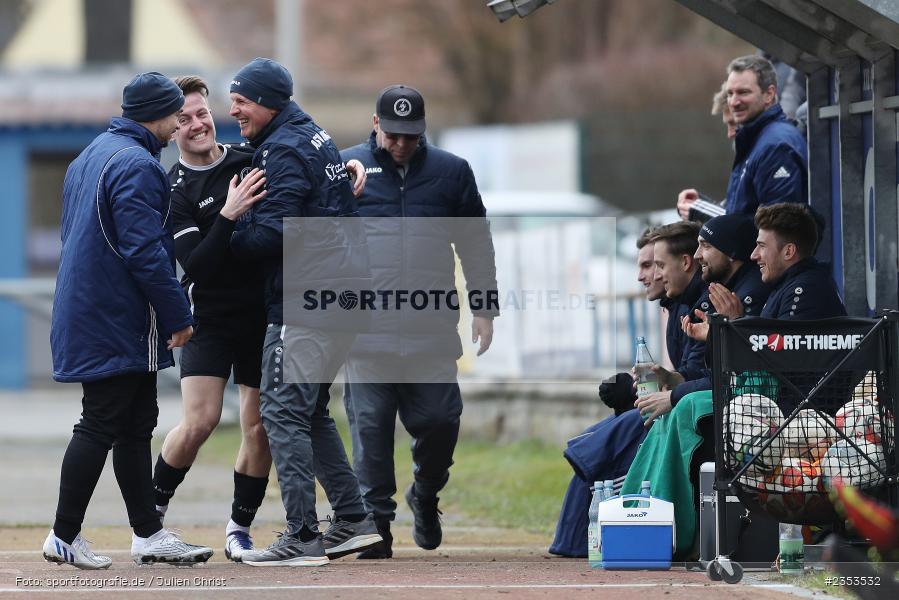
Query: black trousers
[
  {"left": 344, "top": 357, "right": 462, "bottom": 521},
  {"left": 53, "top": 372, "right": 162, "bottom": 542}
]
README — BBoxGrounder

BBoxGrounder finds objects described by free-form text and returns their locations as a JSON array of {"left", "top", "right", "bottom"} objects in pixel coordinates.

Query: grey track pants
[{"left": 260, "top": 324, "right": 365, "bottom": 533}]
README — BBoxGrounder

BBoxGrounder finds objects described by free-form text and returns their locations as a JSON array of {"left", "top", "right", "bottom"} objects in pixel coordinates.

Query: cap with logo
[{"left": 376, "top": 84, "right": 426, "bottom": 135}]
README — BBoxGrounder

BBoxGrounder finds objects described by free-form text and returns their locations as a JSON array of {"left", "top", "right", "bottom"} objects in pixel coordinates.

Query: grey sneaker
[
  {"left": 322, "top": 514, "right": 383, "bottom": 559},
  {"left": 242, "top": 531, "right": 329, "bottom": 567},
  {"left": 131, "top": 529, "right": 213, "bottom": 565},
  {"left": 405, "top": 484, "right": 442, "bottom": 550}
]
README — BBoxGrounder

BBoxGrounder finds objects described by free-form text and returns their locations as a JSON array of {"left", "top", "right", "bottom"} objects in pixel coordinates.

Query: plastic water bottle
[
  {"left": 603, "top": 480, "right": 614, "bottom": 501},
  {"left": 639, "top": 480, "right": 652, "bottom": 508},
  {"left": 588, "top": 481, "right": 603, "bottom": 567},
  {"left": 634, "top": 337, "right": 659, "bottom": 398},
  {"left": 778, "top": 523, "right": 804, "bottom": 574}
]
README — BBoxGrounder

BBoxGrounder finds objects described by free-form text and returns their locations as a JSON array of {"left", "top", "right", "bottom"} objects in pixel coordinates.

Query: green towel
[
  {"left": 621, "top": 371, "right": 778, "bottom": 559},
  {"left": 621, "top": 390, "right": 713, "bottom": 559}
]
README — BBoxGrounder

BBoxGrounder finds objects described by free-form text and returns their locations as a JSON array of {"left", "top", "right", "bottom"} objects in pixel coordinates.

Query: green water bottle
[{"left": 778, "top": 523, "right": 804, "bottom": 574}]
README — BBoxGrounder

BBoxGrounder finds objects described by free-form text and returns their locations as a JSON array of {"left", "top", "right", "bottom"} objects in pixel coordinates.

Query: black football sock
[
  {"left": 53, "top": 434, "right": 109, "bottom": 544},
  {"left": 152, "top": 454, "right": 190, "bottom": 508},
  {"left": 231, "top": 471, "right": 268, "bottom": 528}
]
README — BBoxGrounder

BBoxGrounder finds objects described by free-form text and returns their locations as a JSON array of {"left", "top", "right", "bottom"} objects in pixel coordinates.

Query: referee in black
[{"left": 154, "top": 75, "right": 269, "bottom": 563}]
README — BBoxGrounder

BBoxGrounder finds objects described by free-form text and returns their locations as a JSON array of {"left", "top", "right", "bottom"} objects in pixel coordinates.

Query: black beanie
[
  {"left": 121, "top": 72, "right": 184, "bottom": 122},
  {"left": 699, "top": 214, "right": 758, "bottom": 261},
  {"left": 230, "top": 58, "right": 293, "bottom": 110}
]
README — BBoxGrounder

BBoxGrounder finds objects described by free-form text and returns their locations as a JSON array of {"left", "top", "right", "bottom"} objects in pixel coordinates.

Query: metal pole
[{"left": 276, "top": 0, "right": 302, "bottom": 105}]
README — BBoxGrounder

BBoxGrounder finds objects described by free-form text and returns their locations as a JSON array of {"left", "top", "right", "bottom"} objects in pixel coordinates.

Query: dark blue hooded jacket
[
  {"left": 51, "top": 118, "right": 192, "bottom": 382},
  {"left": 725, "top": 104, "right": 808, "bottom": 215}
]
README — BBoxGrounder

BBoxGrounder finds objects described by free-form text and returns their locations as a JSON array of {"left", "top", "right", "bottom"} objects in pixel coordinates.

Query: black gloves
[{"left": 598, "top": 372, "right": 638, "bottom": 416}]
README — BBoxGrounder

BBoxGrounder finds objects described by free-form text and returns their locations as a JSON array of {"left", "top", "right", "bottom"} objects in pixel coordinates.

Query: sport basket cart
[{"left": 705, "top": 310, "right": 899, "bottom": 583}]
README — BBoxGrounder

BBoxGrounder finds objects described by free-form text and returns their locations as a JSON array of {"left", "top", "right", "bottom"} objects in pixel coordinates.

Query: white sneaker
[
  {"left": 42, "top": 530, "right": 111, "bottom": 570},
  {"left": 224, "top": 530, "right": 254, "bottom": 562},
  {"left": 131, "top": 528, "right": 213, "bottom": 565}
]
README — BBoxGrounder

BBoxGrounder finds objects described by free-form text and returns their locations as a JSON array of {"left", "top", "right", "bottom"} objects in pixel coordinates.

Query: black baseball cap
[{"left": 376, "top": 84, "right": 426, "bottom": 135}]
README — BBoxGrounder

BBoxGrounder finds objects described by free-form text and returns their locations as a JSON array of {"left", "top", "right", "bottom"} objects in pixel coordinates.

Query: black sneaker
[
  {"left": 357, "top": 518, "right": 393, "bottom": 559},
  {"left": 322, "top": 514, "right": 383, "bottom": 559},
  {"left": 405, "top": 484, "right": 442, "bottom": 550},
  {"left": 241, "top": 531, "right": 328, "bottom": 567}
]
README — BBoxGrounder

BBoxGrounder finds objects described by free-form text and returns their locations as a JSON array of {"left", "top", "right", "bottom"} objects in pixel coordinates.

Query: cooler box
[{"left": 598, "top": 494, "right": 675, "bottom": 570}]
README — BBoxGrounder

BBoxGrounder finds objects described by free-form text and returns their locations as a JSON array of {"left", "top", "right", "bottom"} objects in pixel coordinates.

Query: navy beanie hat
[
  {"left": 121, "top": 72, "right": 184, "bottom": 122},
  {"left": 230, "top": 58, "right": 293, "bottom": 110},
  {"left": 699, "top": 214, "right": 758, "bottom": 261}
]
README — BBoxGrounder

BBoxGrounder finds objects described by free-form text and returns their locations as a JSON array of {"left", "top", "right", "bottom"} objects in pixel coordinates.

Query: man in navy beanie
[
  {"left": 44, "top": 72, "right": 213, "bottom": 568},
  {"left": 228, "top": 58, "right": 381, "bottom": 566}
]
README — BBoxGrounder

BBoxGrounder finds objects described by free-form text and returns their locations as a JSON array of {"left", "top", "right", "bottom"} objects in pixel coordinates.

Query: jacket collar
[
  {"left": 770, "top": 256, "right": 818, "bottom": 290},
  {"left": 108, "top": 117, "right": 165, "bottom": 158},
  {"left": 248, "top": 101, "right": 308, "bottom": 147},
  {"left": 367, "top": 130, "right": 429, "bottom": 173},
  {"left": 724, "top": 260, "right": 758, "bottom": 290},
  {"left": 734, "top": 103, "right": 786, "bottom": 162},
  {"left": 675, "top": 269, "right": 705, "bottom": 308}
]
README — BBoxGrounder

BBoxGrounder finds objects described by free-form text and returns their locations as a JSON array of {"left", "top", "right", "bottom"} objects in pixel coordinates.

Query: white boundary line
[{"left": 0, "top": 583, "right": 805, "bottom": 593}]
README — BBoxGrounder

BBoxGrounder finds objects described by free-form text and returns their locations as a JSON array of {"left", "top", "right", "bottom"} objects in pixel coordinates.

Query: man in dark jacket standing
[
  {"left": 724, "top": 55, "right": 808, "bottom": 215},
  {"left": 340, "top": 85, "right": 499, "bottom": 558},
  {"left": 228, "top": 58, "right": 380, "bottom": 567},
  {"left": 45, "top": 72, "right": 212, "bottom": 568}
]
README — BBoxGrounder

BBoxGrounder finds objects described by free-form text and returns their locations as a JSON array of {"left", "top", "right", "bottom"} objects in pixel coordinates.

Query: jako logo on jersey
[
  {"left": 310, "top": 129, "right": 333, "bottom": 150},
  {"left": 365, "top": 167, "right": 383, "bottom": 174},
  {"left": 325, "top": 162, "right": 347, "bottom": 182},
  {"left": 750, "top": 333, "right": 863, "bottom": 352},
  {"left": 198, "top": 196, "right": 214, "bottom": 209}
]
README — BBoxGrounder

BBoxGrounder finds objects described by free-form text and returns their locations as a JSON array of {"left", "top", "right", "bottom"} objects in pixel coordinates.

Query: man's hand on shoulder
[{"left": 345, "top": 159, "right": 367, "bottom": 198}]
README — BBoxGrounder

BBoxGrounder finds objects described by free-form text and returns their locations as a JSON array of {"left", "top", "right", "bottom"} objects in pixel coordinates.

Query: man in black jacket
[
  {"left": 227, "top": 58, "right": 380, "bottom": 567},
  {"left": 340, "top": 85, "right": 499, "bottom": 558}
]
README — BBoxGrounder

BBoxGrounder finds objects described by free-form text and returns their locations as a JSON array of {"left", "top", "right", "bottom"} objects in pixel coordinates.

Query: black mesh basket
[{"left": 710, "top": 311, "right": 899, "bottom": 525}]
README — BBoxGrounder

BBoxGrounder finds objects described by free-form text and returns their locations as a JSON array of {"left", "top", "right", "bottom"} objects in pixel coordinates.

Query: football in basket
[
  {"left": 835, "top": 398, "right": 882, "bottom": 444},
  {"left": 781, "top": 410, "right": 837, "bottom": 462},
  {"left": 820, "top": 438, "right": 887, "bottom": 488},
  {"left": 726, "top": 394, "right": 784, "bottom": 476}
]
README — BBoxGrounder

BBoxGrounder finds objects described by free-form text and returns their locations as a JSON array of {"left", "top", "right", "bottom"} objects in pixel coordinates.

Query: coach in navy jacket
[
  {"left": 229, "top": 99, "right": 369, "bottom": 328},
  {"left": 44, "top": 73, "right": 210, "bottom": 568},
  {"left": 723, "top": 55, "right": 808, "bottom": 216},
  {"left": 52, "top": 102, "right": 192, "bottom": 382}
]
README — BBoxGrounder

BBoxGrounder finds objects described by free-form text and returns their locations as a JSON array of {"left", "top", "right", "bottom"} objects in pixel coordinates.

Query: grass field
[{"left": 195, "top": 416, "right": 572, "bottom": 536}]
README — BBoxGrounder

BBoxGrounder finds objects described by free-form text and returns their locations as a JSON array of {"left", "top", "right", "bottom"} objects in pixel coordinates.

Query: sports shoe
[
  {"left": 131, "top": 529, "right": 213, "bottom": 565},
  {"left": 224, "top": 530, "right": 254, "bottom": 562},
  {"left": 405, "top": 484, "right": 443, "bottom": 550},
  {"left": 357, "top": 518, "right": 393, "bottom": 559},
  {"left": 242, "top": 531, "right": 329, "bottom": 567},
  {"left": 42, "top": 530, "right": 112, "bottom": 570},
  {"left": 322, "top": 514, "right": 383, "bottom": 559}
]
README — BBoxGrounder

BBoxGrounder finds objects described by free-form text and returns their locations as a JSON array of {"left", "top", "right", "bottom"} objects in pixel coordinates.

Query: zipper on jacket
[{"left": 399, "top": 171, "right": 407, "bottom": 357}]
